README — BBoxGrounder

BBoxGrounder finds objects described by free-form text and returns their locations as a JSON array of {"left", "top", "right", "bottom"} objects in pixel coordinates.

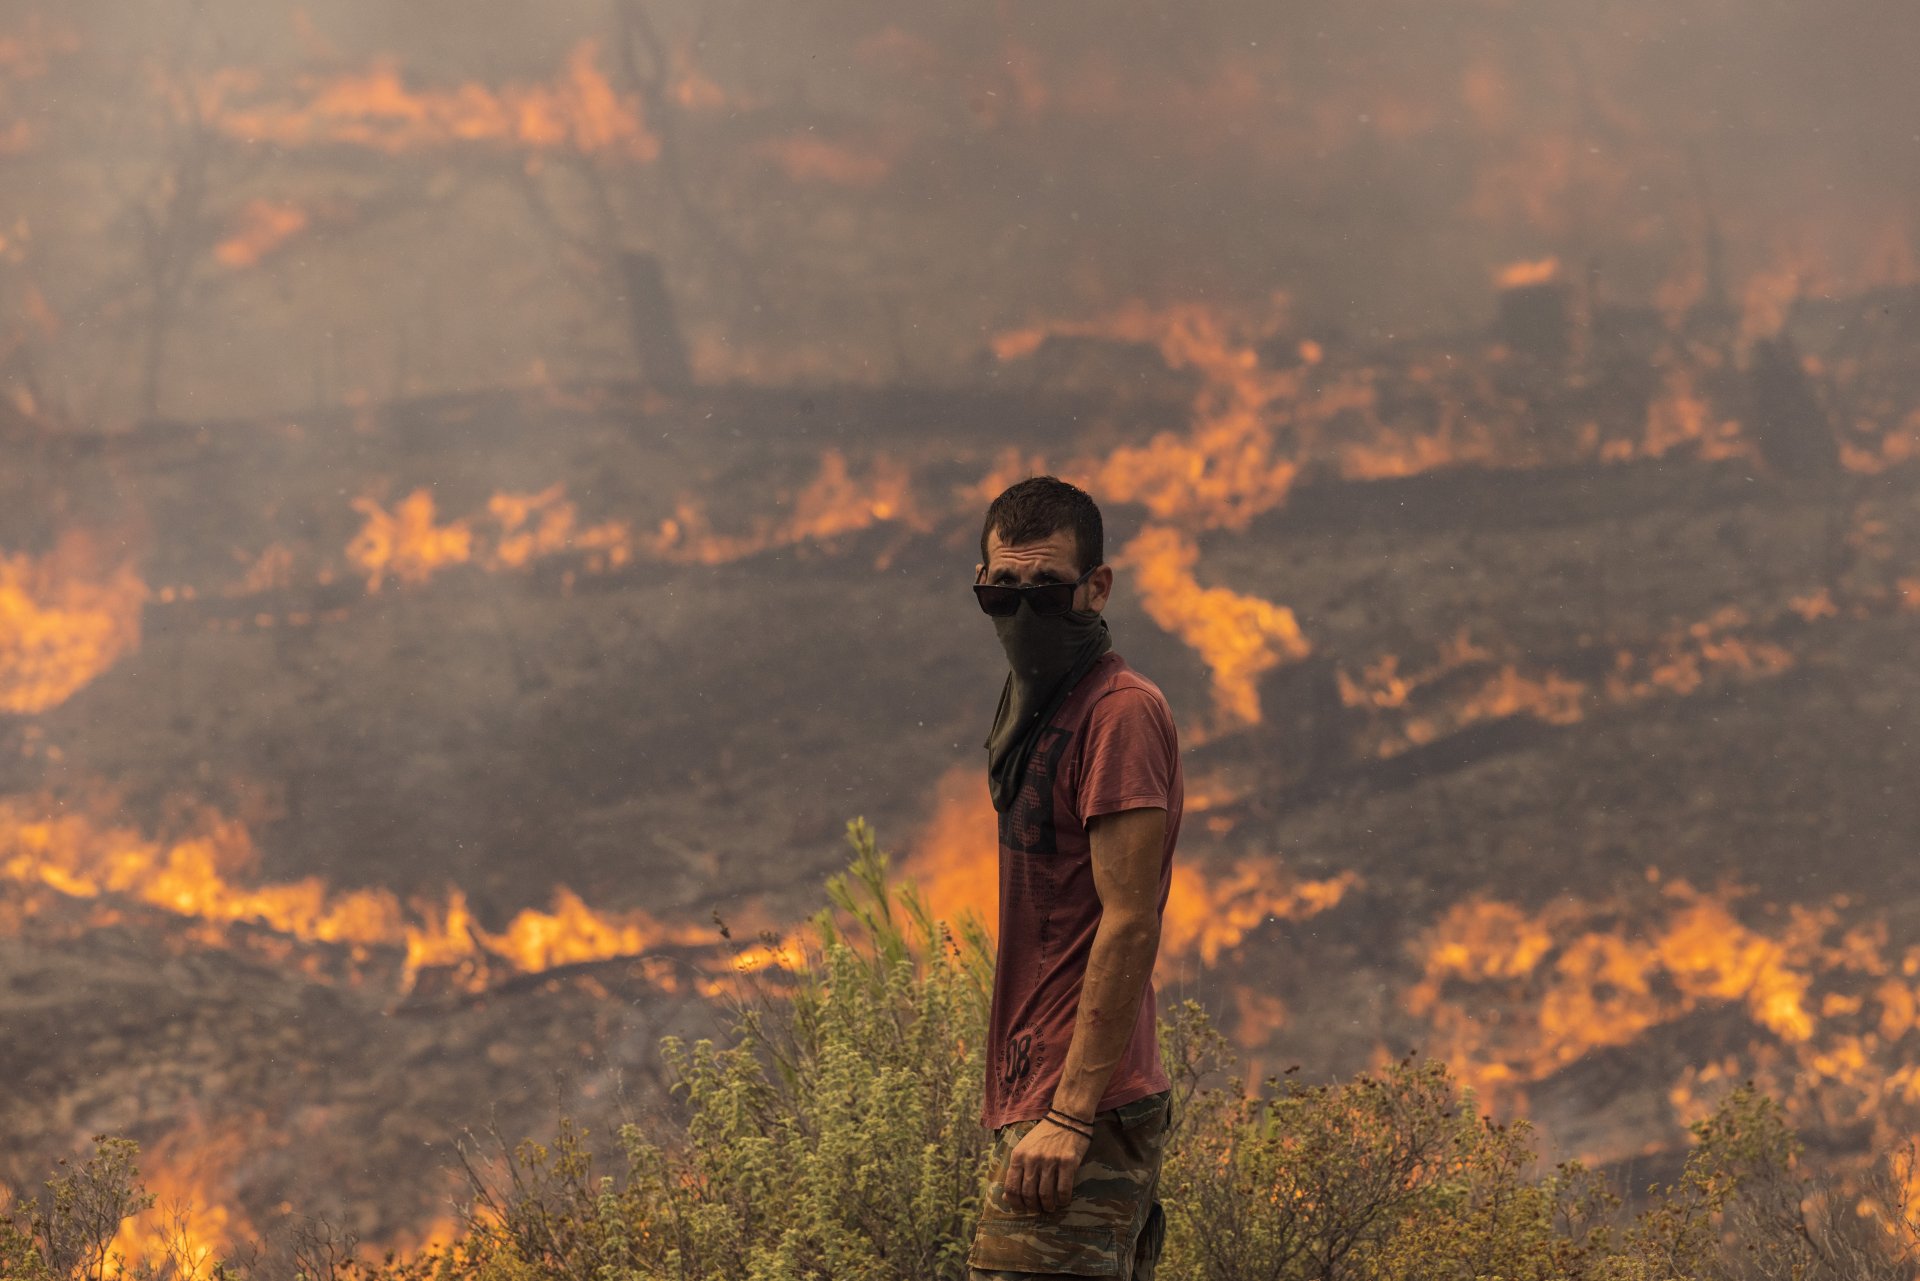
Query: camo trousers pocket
[{"left": 968, "top": 1092, "right": 1171, "bottom": 1280}]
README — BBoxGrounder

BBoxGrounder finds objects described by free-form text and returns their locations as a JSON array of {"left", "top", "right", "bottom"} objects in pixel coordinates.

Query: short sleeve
[{"left": 1076, "top": 685, "right": 1178, "bottom": 822}]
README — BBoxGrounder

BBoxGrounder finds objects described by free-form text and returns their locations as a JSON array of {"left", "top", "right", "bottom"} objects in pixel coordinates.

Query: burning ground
[
  {"left": 3, "top": 0, "right": 1920, "bottom": 1260},
  {"left": 2, "top": 279, "right": 1920, "bottom": 1247}
]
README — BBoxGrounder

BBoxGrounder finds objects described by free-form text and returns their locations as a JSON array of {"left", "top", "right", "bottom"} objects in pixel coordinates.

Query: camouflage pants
[{"left": 968, "top": 1091, "right": 1171, "bottom": 1280}]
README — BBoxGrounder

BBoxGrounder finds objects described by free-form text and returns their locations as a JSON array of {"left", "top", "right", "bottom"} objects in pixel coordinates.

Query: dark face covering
[{"left": 984, "top": 599, "right": 1113, "bottom": 812}]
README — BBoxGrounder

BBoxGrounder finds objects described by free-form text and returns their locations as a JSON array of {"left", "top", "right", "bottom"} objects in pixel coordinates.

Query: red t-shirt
[{"left": 982, "top": 651, "right": 1183, "bottom": 1130}]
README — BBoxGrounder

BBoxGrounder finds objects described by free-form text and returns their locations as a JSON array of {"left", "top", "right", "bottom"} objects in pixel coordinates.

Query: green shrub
[
  {"left": 453, "top": 818, "right": 993, "bottom": 1281},
  {"left": 1155, "top": 1001, "right": 1614, "bottom": 1281},
  {"left": 0, "top": 1135, "right": 239, "bottom": 1281},
  {"left": 14, "top": 821, "right": 1920, "bottom": 1281}
]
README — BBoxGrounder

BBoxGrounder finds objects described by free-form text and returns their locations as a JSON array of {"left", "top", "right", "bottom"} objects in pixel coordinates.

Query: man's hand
[{"left": 1003, "top": 1118, "right": 1092, "bottom": 1214}]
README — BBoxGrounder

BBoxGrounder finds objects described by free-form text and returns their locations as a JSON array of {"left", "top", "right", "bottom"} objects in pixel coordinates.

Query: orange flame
[
  {"left": 1495, "top": 256, "right": 1561, "bottom": 289},
  {"left": 1625, "top": 365, "right": 1749, "bottom": 464},
  {"left": 0, "top": 795, "right": 728, "bottom": 994},
  {"left": 1, "top": 799, "right": 404, "bottom": 948},
  {"left": 347, "top": 485, "right": 632, "bottom": 591},
  {"left": 1337, "top": 607, "right": 1798, "bottom": 760},
  {"left": 1604, "top": 606, "right": 1795, "bottom": 701},
  {"left": 1841, "top": 417, "right": 1920, "bottom": 476},
  {"left": 108, "top": 1124, "right": 255, "bottom": 1274},
  {"left": 649, "top": 449, "right": 919, "bottom": 564},
  {"left": 202, "top": 41, "right": 658, "bottom": 161},
  {"left": 982, "top": 300, "right": 1887, "bottom": 749},
  {"left": 346, "top": 491, "right": 474, "bottom": 591},
  {"left": 668, "top": 53, "right": 730, "bottom": 113},
  {"left": 234, "top": 542, "right": 297, "bottom": 595},
  {"left": 1005, "top": 299, "right": 1488, "bottom": 526},
  {"left": 1163, "top": 860, "right": 1360, "bottom": 967},
  {"left": 486, "top": 484, "right": 633, "bottom": 571},
  {"left": 213, "top": 200, "right": 310, "bottom": 269},
  {"left": 460, "top": 885, "right": 709, "bottom": 978},
  {"left": 1406, "top": 878, "right": 1909, "bottom": 1136},
  {"left": 989, "top": 292, "right": 1868, "bottom": 535},
  {"left": 1121, "top": 525, "right": 1310, "bottom": 728},
  {"left": 102, "top": 1125, "right": 462, "bottom": 1273},
  {"left": 0, "top": 536, "right": 149, "bottom": 714},
  {"left": 370, "top": 1214, "right": 465, "bottom": 1262},
  {"left": 1393, "top": 665, "right": 1588, "bottom": 753},
  {"left": 1083, "top": 302, "right": 1303, "bottom": 530},
  {"left": 903, "top": 765, "right": 998, "bottom": 927}
]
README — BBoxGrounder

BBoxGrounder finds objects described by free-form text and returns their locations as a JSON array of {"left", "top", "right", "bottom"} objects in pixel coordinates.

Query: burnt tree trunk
[
  {"left": 617, "top": 251, "right": 692, "bottom": 390},
  {"left": 1747, "top": 336, "right": 1839, "bottom": 482},
  {"left": 1495, "top": 281, "right": 1574, "bottom": 365}
]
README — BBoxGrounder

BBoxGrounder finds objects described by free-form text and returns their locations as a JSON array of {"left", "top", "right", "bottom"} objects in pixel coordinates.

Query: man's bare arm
[
  {"left": 1002, "top": 805, "right": 1166, "bottom": 1214},
  {"left": 1052, "top": 805, "right": 1166, "bottom": 1120}
]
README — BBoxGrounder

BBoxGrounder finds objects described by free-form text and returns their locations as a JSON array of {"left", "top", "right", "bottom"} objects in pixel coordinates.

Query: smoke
[{"left": 1, "top": 0, "right": 1915, "bottom": 420}]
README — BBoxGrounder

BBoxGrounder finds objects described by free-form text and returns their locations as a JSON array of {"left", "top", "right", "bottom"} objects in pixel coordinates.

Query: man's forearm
[{"left": 1050, "top": 911, "right": 1162, "bottom": 1120}]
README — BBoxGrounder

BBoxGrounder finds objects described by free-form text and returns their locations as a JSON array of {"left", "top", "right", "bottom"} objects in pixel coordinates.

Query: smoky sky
[{"left": 4, "top": 0, "right": 1916, "bottom": 419}]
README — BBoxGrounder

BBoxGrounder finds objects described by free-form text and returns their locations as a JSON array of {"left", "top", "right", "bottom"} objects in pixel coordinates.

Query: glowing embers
[
  {"left": 0, "top": 796, "right": 730, "bottom": 996},
  {"left": 1406, "top": 877, "right": 1918, "bottom": 1147},
  {"left": 648, "top": 449, "right": 921, "bottom": 565},
  {"left": 1122, "top": 526, "right": 1309, "bottom": 729},
  {"left": 1334, "top": 607, "right": 1796, "bottom": 760},
  {"left": 347, "top": 485, "right": 632, "bottom": 592},
  {"left": 0, "top": 535, "right": 148, "bottom": 714},
  {"left": 198, "top": 40, "right": 658, "bottom": 161},
  {"left": 1335, "top": 635, "right": 1590, "bottom": 758}
]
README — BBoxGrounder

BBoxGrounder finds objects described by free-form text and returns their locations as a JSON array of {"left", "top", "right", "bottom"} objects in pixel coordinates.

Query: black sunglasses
[{"left": 972, "top": 567, "right": 1097, "bottom": 618}]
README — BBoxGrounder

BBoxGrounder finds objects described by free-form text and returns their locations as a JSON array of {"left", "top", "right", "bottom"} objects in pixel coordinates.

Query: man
[{"left": 967, "top": 476, "right": 1183, "bottom": 1281}]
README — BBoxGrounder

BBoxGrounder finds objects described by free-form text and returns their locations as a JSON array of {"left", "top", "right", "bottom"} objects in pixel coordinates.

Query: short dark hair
[{"left": 981, "top": 476, "right": 1104, "bottom": 573}]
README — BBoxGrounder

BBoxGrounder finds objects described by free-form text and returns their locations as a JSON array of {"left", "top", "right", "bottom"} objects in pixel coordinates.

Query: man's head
[{"left": 977, "top": 476, "right": 1112, "bottom": 614}]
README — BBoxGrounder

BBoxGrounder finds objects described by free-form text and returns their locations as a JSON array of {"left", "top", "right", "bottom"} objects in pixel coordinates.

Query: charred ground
[{"left": 3, "top": 291, "right": 1919, "bottom": 1241}]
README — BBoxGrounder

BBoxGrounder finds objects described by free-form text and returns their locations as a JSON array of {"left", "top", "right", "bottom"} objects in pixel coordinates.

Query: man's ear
[{"left": 1086, "top": 564, "right": 1115, "bottom": 612}]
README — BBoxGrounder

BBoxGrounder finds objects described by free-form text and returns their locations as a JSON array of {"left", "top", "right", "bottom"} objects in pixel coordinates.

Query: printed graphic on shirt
[
  {"left": 1000, "top": 725, "right": 1070, "bottom": 856},
  {"left": 999, "top": 1024, "right": 1047, "bottom": 1094}
]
